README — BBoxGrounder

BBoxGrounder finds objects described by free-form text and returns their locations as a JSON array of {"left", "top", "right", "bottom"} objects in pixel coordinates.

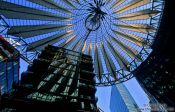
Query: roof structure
[{"left": 0, "top": 0, "right": 164, "bottom": 86}]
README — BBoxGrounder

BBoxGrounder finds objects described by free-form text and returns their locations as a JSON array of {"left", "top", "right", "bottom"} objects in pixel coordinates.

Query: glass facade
[
  {"left": 1, "top": 45, "right": 97, "bottom": 111},
  {"left": 0, "top": 61, "right": 19, "bottom": 95},
  {"left": 0, "top": 36, "right": 19, "bottom": 95},
  {"left": 135, "top": 54, "right": 175, "bottom": 110},
  {"left": 110, "top": 83, "right": 139, "bottom": 112}
]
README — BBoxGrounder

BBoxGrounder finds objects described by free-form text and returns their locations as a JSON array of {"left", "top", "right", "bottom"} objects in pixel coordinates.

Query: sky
[{"left": 20, "top": 58, "right": 150, "bottom": 112}]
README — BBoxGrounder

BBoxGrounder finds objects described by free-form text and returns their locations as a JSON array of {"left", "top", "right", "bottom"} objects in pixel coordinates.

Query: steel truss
[{"left": 0, "top": 0, "right": 165, "bottom": 86}]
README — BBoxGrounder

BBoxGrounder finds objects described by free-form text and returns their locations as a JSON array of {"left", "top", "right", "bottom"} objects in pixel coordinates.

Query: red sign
[{"left": 0, "top": 35, "right": 14, "bottom": 59}]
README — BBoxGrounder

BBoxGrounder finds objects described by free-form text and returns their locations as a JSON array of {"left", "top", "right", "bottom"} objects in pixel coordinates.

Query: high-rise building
[
  {"left": 134, "top": 0, "right": 175, "bottom": 110},
  {"left": 0, "top": 36, "right": 19, "bottom": 95},
  {"left": 0, "top": 36, "right": 20, "bottom": 110},
  {"left": 1, "top": 45, "right": 97, "bottom": 112},
  {"left": 110, "top": 83, "right": 139, "bottom": 112}
]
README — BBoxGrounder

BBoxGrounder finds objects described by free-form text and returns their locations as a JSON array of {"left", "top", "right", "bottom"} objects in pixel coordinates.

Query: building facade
[
  {"left": 0, "top": 36, "right": 19, "bottom": 95},
  {"left": 110, "top": 83, "right": 139, "bottom": 112},
  {"left": 134, "top": 1, "right": 175, "bottom": 110},
  {"left": 1, "top": 45, "right": 97, "bottom": 111}
]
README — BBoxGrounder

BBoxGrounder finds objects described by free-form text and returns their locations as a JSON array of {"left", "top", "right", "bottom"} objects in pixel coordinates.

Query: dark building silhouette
[
  {"left": 134, "top": 0, "right": 175, "bottom": 110},
  {"left": 1, "top": 45, "right": 97, "bottom": 112}
]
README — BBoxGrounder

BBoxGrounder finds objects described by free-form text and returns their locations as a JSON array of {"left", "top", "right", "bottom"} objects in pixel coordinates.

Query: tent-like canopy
[{"left": 0, "top": 0, "right": 164, "bottom": 86}]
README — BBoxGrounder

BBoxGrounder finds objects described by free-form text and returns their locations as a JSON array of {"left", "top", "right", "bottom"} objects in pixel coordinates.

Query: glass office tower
[
  {"left": 0, "top": 36, "right": 19, "bottom": 95},
  {"left": 110, "top": 83, "right": 139, "bottom": 112}
]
